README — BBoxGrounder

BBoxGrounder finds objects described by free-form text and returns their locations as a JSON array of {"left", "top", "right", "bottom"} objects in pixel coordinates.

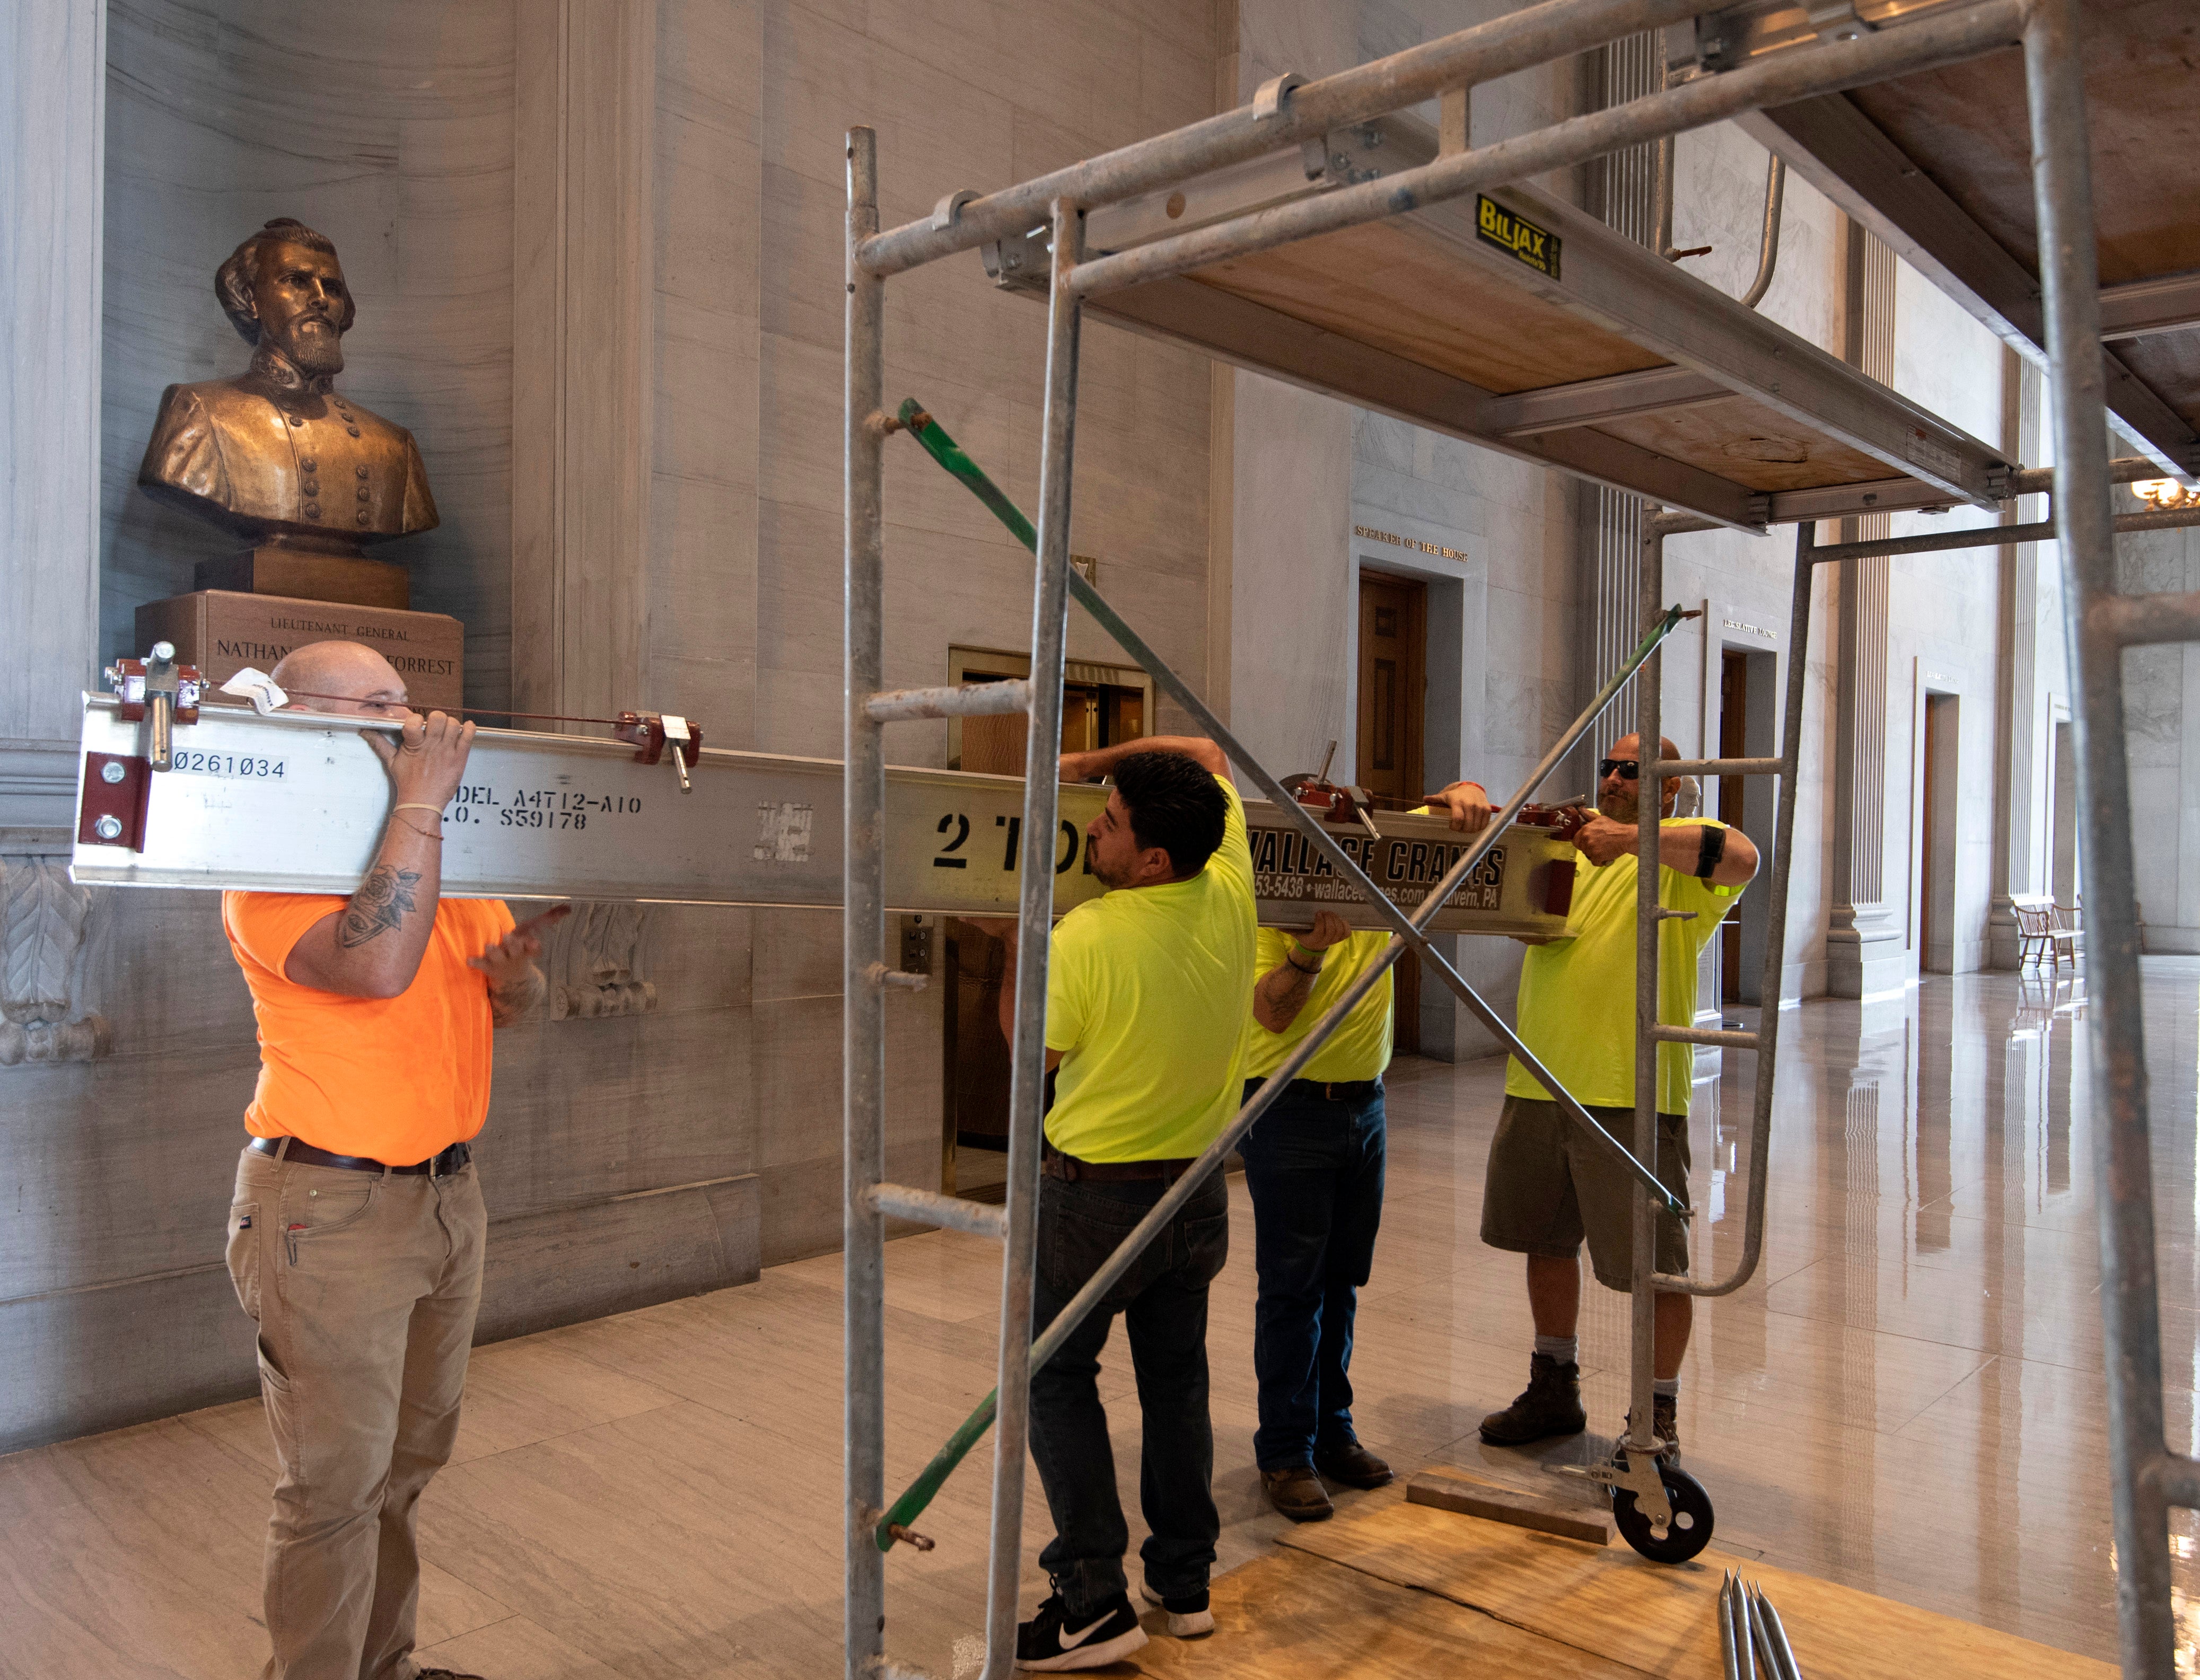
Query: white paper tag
[{"left": 220, "top": 667, "right": 288, "bottom": 715}]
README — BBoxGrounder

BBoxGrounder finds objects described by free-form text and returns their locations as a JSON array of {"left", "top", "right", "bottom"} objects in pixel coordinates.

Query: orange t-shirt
[{"left": 222, "top": 891, "right": 516, "bottom": 1165}]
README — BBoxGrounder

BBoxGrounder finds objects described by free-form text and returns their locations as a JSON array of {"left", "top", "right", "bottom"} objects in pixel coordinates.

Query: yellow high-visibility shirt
[
  {"left": 1044, "top": 776, "right": 1257, "bottom": 1162},
  {"left": 1504, "top": 818, "right": 1744, "bottom": 1115},
  {"left": 1240, "top": 928, "right": 1394, "bottom": 1084}
]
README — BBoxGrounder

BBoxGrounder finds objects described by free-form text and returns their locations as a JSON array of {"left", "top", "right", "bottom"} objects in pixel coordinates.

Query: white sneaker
[{"left": 1140, "top": 1580, "right": 1215, "bottom": 1638}]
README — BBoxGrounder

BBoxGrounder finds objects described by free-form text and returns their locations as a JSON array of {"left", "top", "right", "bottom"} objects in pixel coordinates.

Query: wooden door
[
  {"left": 1719, "top": 650, "right": 1748, "bottom": 1002},
  {"left": 1357, "top": 571, "right": 1426, "bottom": 1052}
]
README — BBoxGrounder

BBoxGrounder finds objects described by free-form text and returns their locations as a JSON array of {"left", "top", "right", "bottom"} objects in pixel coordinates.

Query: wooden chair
[{"left": 2011, "top": 894, "right": 2082, "bottom": 970}]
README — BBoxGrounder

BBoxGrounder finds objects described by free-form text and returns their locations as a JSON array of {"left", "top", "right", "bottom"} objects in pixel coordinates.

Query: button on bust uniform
[{"left": 139, "top": 346, "right": 437, "bottom": 546}]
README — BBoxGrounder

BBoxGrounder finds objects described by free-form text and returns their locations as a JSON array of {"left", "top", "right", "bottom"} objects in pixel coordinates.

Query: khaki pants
[
  {"left": 1479, "top": 1095, "right": 1691, "bottom": 1291},
  {"left": 226, "top": 1144, "right": 486, "bottom": 1680}
]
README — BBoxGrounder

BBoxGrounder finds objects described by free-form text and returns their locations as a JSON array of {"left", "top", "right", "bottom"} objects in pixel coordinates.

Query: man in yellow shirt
[
  {"left": 1430, "top": 735, "right": 1756, "bottom": 1461},
  {"left": 989, "top": 737, "right": 1254, "bottom": 1670},
  {"left": 1237, "top": 789, "right": 1494, "bottom": 1523}
]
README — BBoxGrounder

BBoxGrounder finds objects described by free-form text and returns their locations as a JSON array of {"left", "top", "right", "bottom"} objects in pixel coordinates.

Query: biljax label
[{"left": 1476, "top": 196, "right": 1561, "bottom": 280}]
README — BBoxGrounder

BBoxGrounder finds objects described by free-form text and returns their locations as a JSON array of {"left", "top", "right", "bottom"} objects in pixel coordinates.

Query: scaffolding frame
[{"left": 844, "top": 1, "right": 2200, "bottom": 1674}]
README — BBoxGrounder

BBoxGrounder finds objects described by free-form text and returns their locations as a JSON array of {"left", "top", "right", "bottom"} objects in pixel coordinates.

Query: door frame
[{"left": 943, "top": 645, "right": 1154, "bottom": 771}]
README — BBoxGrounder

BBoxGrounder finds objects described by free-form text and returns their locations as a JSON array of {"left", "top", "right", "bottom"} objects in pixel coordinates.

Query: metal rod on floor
[
  {"left": 1066, "top": 3, "right": 2021, "bottom": 300},
  {"left": 2026, "top": 3, "right": 2177, "bottom": 1673},
  {"left": 856, "top": 0, "right": 1710, "bottom": 277},
  {"left": 841, "top": 124, "right": 890, "bottom": 1680},
  {"left": 1654, "top": 520, "right": 1816, "bottom": 1299},
  {"left": 978, "top": 196, "right": 1085, "bottom": 1680}
]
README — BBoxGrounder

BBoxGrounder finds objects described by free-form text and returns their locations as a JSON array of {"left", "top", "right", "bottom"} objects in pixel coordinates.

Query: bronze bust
[{"left": 138, "top": 218, "right": 437, "bottom": 556}]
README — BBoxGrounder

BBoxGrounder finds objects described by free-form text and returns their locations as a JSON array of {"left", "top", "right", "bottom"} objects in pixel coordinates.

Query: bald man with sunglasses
[{"left": 1425, "top": 734, "right": 1756, "bottom": 1462}]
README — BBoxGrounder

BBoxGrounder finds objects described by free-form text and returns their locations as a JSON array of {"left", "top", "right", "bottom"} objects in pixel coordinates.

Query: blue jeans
[
  {"left": 1027, "top": 1166, "right": 1230, "bottom": 1617},
  {"left": 1237, "top": 1077, "right": 1387, "bottom": 1471}
]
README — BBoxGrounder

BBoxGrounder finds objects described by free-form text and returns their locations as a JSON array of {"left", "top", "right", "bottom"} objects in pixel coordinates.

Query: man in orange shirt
[{"left": 222, "top": 639, "right": 546, "bottom": 1680}]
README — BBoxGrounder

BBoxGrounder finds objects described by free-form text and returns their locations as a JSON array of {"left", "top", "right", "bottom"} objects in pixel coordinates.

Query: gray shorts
[{"left": 1480, "top": 1095, "right": 1691, "bottom": 1291}]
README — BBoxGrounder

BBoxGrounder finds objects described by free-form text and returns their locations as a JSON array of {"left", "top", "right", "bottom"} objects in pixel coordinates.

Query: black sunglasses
[{"left": 1598, "top": 758, "right": 1640, "bottom": 781}]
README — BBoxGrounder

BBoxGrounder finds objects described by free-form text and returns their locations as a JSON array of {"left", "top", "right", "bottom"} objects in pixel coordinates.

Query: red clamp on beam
[
  {"left": 107, "top": 655, "right": 203, "bottom": 724},
  {"left": 79, "top": 753, "right": 153, "bottom": 851},
  {"left": 1515, "top": 803, "right": 1590, "bottom": 918},
  {"left": 1281, "top": 770, "right": 1381, "bottom": 841},
  {"left": 614, "top": 713, "right": 703, "bottom": 794},
  {"left": 613, "top": 711, "right": 704, "bottom": 767}
]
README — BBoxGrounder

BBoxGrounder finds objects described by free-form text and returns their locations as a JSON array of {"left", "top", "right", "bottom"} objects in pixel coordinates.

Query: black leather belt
[
  {"left": 1041, "top": 1139, "right": 1198, "bottom": 1184},
  {"left": 250, "top": 1136, "right": 472, "bottom": 1177},
  {"left": 1247, "top": 1076, "right": 1384, "bottom": 1103},
  {"left": 1295, "top": 1077, "right": 1382, "bottom": 1102}
]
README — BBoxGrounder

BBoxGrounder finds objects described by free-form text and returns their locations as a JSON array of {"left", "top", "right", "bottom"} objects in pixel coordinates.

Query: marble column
[
  {"left": 1, "top": 0, "right": 104, "bottom": 835},
  {"left": 1580, "top": 33, "right": 1660, "bottom": 766},
  {"left": 511, "top": 0, "right": 657, "bottom": 719},
  {"left": 1825, "top": 221, "right": 1904, "bottom": 998},
  {"left": 1988, "top": 347, "right": 2044, "bottom": 967}
]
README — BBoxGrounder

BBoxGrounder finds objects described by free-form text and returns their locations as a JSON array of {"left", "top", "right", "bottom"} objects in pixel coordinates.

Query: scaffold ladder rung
[
  {"left": 860, "top": 1183, "right": 1009, "bottom": 1240},
  {"left": 866, "top": 679, "right": 1032, "bottom": 722}
]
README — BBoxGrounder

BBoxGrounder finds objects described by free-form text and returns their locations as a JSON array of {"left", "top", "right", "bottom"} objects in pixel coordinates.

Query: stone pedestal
[
  {"left": 135, "top": 591, "right": 463, "bottom": 712},
  {"left": 192, "top": 547, "right": 409, "bottom": 610}
]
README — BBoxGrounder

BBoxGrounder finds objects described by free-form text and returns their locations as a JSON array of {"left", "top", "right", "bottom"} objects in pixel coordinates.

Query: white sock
[
  {"left": 1533, "top": 1334, "right": 1579, "bottom": 1366},
  {"left": 1652, "top": 1376, "right": 1680, "bottom": 1399}
]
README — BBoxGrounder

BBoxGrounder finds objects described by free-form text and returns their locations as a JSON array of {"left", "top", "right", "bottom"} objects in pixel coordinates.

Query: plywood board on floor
[
  {"left": 1127, "top": 1544, "right": 1641, "bottom": 1680},
  {"left": 1277, "top": 1498, "right": 2117, "bottom": 1680}
]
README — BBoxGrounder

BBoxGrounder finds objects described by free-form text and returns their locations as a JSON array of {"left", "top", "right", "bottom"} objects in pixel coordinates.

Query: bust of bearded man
[{"left": 137, "top": 217, "right": 438, "bottom": 556}]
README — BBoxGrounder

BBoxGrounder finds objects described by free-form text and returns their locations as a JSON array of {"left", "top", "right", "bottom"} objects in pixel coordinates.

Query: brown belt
[
  {"left": 1042, "top": 1142, "right": 1199, "bottom": 1184},
  {"left": 250, "top": 1135, "right": 472, "bottom": 1177}
]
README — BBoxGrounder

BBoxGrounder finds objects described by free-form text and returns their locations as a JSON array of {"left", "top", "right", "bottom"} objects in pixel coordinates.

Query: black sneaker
[
  {"left": 1140, "top": 1580, "right": 1215, "bottom": 1638},
  {"left": 1478, "top": 1353, "right": 1588, "bottom": 1446},
  {"left": 1014, "top": 1591, "right": 1149, "bottom": 1670}
]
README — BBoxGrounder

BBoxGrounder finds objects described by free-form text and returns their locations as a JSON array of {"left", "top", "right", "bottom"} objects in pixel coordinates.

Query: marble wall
[
  {"left": 6, "top": 0, "right": 2138, "bottom": 1452},
  {"left": 101, "top": 0, "right": 517, "bottom": 702},
  {"left": 2, "top": 0, "right": 1220, "bottom": 1452}
]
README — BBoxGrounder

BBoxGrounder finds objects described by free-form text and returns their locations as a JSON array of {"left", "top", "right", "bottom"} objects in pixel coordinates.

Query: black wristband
[{"left": 1694, "top": 823, "right": 1726, "bottom": 879}]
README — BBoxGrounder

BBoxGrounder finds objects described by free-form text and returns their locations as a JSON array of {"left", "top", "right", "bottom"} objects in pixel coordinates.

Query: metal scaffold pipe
[
  {"left": 841, "top": 125, "right": 890, "bottom": 1680},
  {"left": 1066, "top": 3, "right": 2022, "bottom": 300},
  {"left": 977, "top": 195, "right": 1085, "bottom": 1680},
  {"left": 2023, "top": 2, "right": 2177, "bottom": 1672},
  {"left": 858, "top": 0, "right": 1710, "bottom": 276}
]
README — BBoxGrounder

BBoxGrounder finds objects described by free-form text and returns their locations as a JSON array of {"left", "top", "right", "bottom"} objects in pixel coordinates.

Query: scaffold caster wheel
[{"left": 1610, "top": 1461, "right": 1714, "bottom": 1563}]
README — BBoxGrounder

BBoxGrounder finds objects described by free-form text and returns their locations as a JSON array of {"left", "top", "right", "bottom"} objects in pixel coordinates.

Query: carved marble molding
[
  {"left": 0, "top": 853, "right": 109, "bottom": 1066},
  {"left": 545, "top": 900, "right": 657, "bottom": 1022}
]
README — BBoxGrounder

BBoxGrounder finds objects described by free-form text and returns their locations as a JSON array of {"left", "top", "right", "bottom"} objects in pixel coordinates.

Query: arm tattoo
[
  {"left": 338, "top": 865, "right": 422, "bottom": 948},
  {"left": 1257, "top": 958, "right": 1319, "bottom": 1025},
  {"left": 489, "top": 965, "right": 546, "bottom": 1028}
]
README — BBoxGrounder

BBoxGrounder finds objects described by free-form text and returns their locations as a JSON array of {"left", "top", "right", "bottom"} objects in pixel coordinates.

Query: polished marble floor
[{"left": 3, "top": 963, "right": 2196, "bottom": 1677}]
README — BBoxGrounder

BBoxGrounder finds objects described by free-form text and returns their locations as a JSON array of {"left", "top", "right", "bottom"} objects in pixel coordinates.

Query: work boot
[
  {"left": 1314, "top": 1440, "right": 1394, "bottom": 1489},
  {"left": 1620, "top": 1393, "right": 1681, "bottom": 1463},
  {"left": 1261, "top": 1465, "right": 1335, "bottom": 1523},
  {"left": 1478, "top": 1353, "right": 1588, "bottom": 1446}
]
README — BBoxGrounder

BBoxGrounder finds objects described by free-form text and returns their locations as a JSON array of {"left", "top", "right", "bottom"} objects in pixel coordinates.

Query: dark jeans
[
  {"left": 1237, "top": 1077, "right": 1387, "bottom": 1471},
  {"left": 1027, "top": 1166, "right": 1230, "bottom": 1617}
]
